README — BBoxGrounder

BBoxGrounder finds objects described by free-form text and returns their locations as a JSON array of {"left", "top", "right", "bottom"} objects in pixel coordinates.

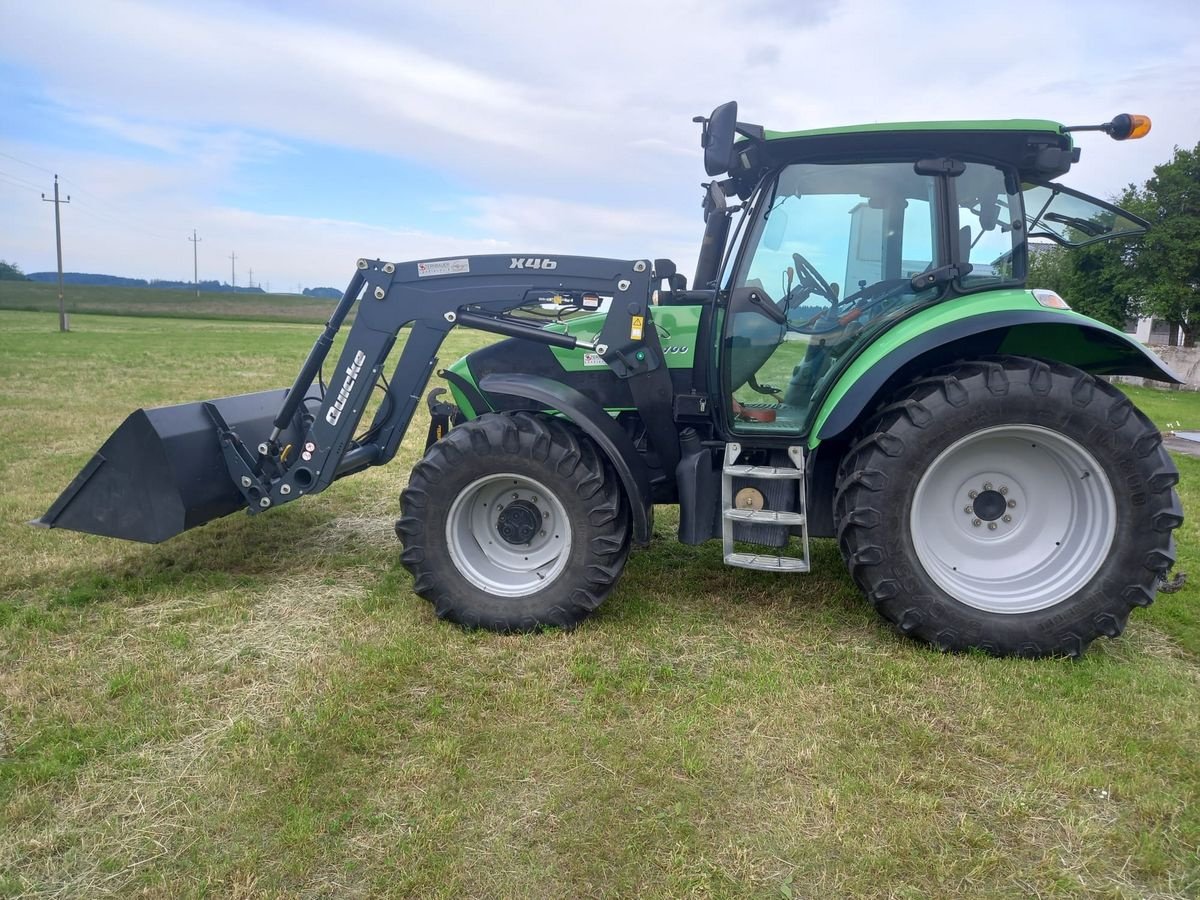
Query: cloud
[{"left": 2, "top": 0, "right": 1199, "bottom": 286}]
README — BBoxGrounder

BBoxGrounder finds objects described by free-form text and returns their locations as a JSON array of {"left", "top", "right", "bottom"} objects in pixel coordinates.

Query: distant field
[{"left": 0, "top": 280, "right": 339, "bottom": 324}]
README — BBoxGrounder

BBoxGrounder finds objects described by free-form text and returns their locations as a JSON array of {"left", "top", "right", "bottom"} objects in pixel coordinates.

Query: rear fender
[
  {"left": 475, "top": 373, "right": 653, "bottom": 546},
  {"left": 811, "top": 296, "right": 1181, "bottom": 446}
]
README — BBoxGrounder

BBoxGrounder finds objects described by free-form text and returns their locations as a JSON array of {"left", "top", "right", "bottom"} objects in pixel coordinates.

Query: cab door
[{"left": 721, "top": 160, "right": 942, "bottom": 435}]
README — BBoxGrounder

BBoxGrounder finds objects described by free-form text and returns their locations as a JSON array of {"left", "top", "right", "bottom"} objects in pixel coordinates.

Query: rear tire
[
  {"left": 834, "top": 356, "right": 1183, "bottom": 657},
  {"left": 396, "top": 412, "right": 630, "bottom": 631}
]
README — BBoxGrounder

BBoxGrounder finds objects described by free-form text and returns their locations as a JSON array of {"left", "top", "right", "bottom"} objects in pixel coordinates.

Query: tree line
[{"left": 1028, "top": 142, "right": 1200, "bottom": 346}]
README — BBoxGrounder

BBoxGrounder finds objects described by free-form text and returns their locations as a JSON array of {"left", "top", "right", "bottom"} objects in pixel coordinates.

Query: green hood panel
[
  {"left": 443, "top": 305, "right": 704, "bottom": 418},
  {"left": 545, "top": 306, "right": 702, "bottom": 373}
]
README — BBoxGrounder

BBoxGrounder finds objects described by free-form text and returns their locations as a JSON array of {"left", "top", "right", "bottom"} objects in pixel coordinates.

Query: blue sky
[{"left": 2, "top": 0, "right": 1198, "bottom": 290}]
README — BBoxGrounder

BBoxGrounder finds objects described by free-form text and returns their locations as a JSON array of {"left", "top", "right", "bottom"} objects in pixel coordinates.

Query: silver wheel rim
[
  {"left": 446, "top": 473, "right": 572, "bottom": 597},
  {"left": 910, "top": 424, "right": 1116, "bottom": 614}
]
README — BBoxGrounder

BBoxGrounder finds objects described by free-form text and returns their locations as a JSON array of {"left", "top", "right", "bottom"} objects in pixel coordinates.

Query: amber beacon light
[{"left": 1064, "top": 114, "right": 1152, "bottom": 140}]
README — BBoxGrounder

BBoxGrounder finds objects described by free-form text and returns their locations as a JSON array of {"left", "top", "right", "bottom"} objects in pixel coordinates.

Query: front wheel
[
  {"left": 396, "top": 412, "right": 630, "bottom": 631},
  {"left": 835, "top": 357, "right": 1183, "bottom": 657}
]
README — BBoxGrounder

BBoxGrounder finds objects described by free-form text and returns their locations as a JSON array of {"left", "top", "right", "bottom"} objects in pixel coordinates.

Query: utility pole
[
  {"left": 41, "top": 174, "right": 71, "bottom": 332},
  {"left": 229, "top": 252, "right": 237, "bottom": 292},
  {"left": 248, "top": 267, "right": 253, "bottom": 290},
  {"left": 188, "top": 230, "right": 201, "bottom": 299}
]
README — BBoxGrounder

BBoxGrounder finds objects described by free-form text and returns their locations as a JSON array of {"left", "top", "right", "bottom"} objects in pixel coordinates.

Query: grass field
[
  {"left": 1, "top": 308, "right": 1198, "bottom": 898},
  {"left": 0, "top": 280, "right": 338, "bottom": 325}
]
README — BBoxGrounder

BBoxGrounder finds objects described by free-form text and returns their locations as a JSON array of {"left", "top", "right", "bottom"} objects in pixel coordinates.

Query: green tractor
[{"left": 38, "top": 104, "right": 1182, "bottom": 656}]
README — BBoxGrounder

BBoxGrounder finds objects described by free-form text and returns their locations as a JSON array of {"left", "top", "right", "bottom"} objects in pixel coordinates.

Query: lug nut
[
  {"left": 543, "top": 511, "right": 549, "bottom": 519},
  {"left": 968, "top": 490, "right": 978, "bottom": 499},
  {"left": 999, "top": 486, "right": 1009, "bottom": 495},
  {"left": 972, "top": 519, "right": 982, "bottom": 527},
  {"left": 983, "top": 482, "right": 993, "bottom": 491},
  {"left": 1002, "top": 514, "right": 1012, "bottom": 523},
  {"left": 963, "top": 505, "right": 973, "bottom": 514},
  {"left": 987, "top": 522, "right": 997, "bottom": 530},
  {"left": 1007, "top": 499, "right": 1017, "bottom": 508}
]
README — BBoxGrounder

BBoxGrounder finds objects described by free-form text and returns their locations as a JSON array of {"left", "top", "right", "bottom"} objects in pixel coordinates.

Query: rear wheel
[
  {"left": 835, "top": 356, "right": 1183, "bottom": 656},
  {"left": 396, "top": 412, "right": 630, "bottom": 631}
]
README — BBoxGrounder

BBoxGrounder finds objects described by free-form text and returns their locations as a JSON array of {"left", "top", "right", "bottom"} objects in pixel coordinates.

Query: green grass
[
  {"left": 1, "top": 308, "right": 1198, "bottom": 898},
  {"left": 1118, "top": 383, "right": 1200, "bottom": 432}
]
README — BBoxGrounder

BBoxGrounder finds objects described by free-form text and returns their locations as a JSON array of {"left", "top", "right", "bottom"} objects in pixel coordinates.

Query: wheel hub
[
  {"left": 971, "top": 489, "right": 1007, "bottom": 521},
  {"left": 496, "top": 499, "right": 540, "bottom": 545}
]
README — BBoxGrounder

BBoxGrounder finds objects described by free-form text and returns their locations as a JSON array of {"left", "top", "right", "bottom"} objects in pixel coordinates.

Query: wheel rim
[
  {"left": 446, "top": 473, "right": 573, "bottom": 597},
  {"left": 910, "top": 424, "right": 1116, "bottom": 614}
]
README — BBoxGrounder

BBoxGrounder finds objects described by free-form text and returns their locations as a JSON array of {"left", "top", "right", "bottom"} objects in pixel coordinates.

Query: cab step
[{"left": 721, "top": 442, "right": 810, "bottom": 574}]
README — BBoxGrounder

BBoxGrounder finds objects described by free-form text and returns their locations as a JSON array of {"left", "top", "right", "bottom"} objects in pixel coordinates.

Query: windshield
[{"left": 1023, "top": 183, "right": 1147, "bottom": 247}]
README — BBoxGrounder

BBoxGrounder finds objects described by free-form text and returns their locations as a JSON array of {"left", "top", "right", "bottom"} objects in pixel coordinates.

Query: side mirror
[{"left": 700, "top": 101, "right": 738, "bottom": 176}]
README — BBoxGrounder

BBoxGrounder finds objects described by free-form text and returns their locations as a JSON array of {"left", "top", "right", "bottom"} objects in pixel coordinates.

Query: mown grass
[{"left": 0, "top": 309, "right": 1197, "bottom": 898}]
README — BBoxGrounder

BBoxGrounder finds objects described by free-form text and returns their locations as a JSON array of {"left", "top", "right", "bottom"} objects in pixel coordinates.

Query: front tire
[
  {"left": 396, "top": 412, "right": 630, "bottom": 631},
  {"left": 835, "top": 357, "right": 1183, "bottom": 657}
]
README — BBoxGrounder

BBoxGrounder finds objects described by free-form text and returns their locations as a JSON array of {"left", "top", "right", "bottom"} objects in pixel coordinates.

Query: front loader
[{"left": 37, "top": 103, "right": 1184, "bottom": 656}]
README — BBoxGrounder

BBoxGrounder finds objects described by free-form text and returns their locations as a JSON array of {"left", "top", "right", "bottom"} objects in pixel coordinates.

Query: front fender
[{"left": 811, "top": 290, "right": 1181, "bottom": 446}]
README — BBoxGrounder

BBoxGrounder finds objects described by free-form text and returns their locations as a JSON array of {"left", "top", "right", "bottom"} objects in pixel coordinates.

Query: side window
[{"left": 956, "top": 164, "right": 1021, "bottom": 287}]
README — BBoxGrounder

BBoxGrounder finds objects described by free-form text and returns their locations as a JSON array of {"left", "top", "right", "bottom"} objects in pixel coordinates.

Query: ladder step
[
  {"left": 723, "top": 508, "right": 806, "bottom": 526},
  {"left": 723, "top": 464, "right": 804, "bottom": 480},
  {"left": 724, "top": 552, "right": 810, "bottom": 572}
]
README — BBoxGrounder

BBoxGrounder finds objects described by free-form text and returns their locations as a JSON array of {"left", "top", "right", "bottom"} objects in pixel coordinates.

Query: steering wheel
[{"left": 792, "top": 252, "right": 836, "bottom": 304}]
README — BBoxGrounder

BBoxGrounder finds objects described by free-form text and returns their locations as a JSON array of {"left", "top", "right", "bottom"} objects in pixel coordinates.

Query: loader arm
[{"left": 217, "top": 255, "right": 659, "bottom": 519}]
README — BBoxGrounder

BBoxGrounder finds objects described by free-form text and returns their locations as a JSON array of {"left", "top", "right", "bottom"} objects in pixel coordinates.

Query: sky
[{"left": 2, "top": 0, "right": 1198, "bottom": 291}]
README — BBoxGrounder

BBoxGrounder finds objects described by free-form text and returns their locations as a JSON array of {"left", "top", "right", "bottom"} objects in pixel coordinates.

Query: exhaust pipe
[{"left": 34, "top": 386, "right": 319, "bottom": 543}]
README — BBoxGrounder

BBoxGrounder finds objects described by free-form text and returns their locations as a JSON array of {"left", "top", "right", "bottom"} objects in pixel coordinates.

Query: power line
[
  {"left": 41, "top": 174, "right": 71, "bottom": 333},
  {"left": 0, "top": 172, "right": 44, "bottom": 194},
  {"left": 0, "top": 150, "right": 54, "bottom": 175},
  {"left": 0, "top": 168, "right": 45, "bottom": 192}
]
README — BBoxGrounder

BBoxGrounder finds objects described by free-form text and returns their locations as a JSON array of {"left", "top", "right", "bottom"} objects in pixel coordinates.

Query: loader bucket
[{"left": 34, "top": 387, "right": 319, "bottom": 543}]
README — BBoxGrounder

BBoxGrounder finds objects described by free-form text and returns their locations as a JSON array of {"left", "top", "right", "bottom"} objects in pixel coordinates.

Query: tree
[
  {"left": 1130, "top": 143, "right": 1200, "bottom": 346},
  {"left": 1026, "top": 243, "right": 1072, "bottom": 295},
  {"left": 0, "top": 260, "right": 28, "bottom": 281}
]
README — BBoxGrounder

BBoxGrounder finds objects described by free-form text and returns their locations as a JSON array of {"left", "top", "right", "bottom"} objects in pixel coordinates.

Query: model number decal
[
  {"left": 510, "top": 257, "right": 558, "bottom": 270},
  {"left": 326, "top": 350, "right": 367, "bottom": 425}
]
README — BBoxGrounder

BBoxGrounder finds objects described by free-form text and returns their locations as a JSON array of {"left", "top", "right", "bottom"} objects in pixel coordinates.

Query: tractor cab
[{"left": 700, "top": 105, "right": 1151, "bottom": 437}]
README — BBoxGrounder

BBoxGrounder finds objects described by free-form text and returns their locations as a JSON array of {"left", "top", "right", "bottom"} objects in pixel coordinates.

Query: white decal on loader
[
  {"left": 326, "top": 350, "right": 368, "bottom": 425},
  {"left": 509, "top": 258, "right": 558, "bottom": 270}
]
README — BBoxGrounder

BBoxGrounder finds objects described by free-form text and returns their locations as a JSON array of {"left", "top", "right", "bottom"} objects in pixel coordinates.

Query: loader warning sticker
[
  {"left": 582, "top": 352, "right": 607, "bottom": 367},
  {"left": 417, "top": 258, "right": 470, "bottom": 278},
  {"left": 630, "top": 315, "right": 644, "bottom": 340}
]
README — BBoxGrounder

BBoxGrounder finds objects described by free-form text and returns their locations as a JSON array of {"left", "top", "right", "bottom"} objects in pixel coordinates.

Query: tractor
[{"left": 37, "top": 103, "right": 1183, "bottom": 656}]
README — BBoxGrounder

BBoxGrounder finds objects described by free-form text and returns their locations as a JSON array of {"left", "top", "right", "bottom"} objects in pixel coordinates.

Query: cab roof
[{"left": 735, "top": 118, "right": 1079, "bottom": 187}]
